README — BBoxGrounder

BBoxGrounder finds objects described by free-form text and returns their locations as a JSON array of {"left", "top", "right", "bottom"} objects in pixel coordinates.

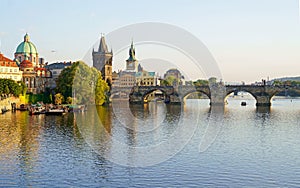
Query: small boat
[
  {"left": 18, "top": 104, "right": 28, "bottom": 111},
  {"left": 241, "top": 101, "right": 247, "bottom": 106},
  {"left": 1, "top": 107, "right": 9, "bottom": 114},
  {"left": 45, "top": 108, "right": 66, "bottom": 115},
  {"left": 29, "top": 106, "right": 45, "bottom": 115},
  {"left": 68, "top": 105, "right": 86, "bottom": 112}
]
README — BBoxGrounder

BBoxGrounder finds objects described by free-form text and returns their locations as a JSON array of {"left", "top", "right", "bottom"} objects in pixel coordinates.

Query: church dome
[{"left": 15, "top": 34, "right": 38, "bottom": 54}]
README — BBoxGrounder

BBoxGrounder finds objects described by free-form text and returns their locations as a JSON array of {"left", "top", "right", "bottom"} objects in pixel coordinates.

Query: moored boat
[
  {"left": 1, "top": 107, "right": 9, "bottom": 114},
  {"left": 45, "top": 108, "right": 66, "bottom": 115},
  {"left": 18, "top": 104, "right": 28, "bottom": 111},
  {"left": 29, "top": 106, "right": 46, "bottom": 115}
]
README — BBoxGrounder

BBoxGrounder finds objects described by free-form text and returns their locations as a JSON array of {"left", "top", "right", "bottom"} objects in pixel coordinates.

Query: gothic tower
[
  {"left": 92, "top": 35, "right": 113, "bottom": 87},
  {"left": 126, "top": 41, "right": 138, "bottom": 72}
]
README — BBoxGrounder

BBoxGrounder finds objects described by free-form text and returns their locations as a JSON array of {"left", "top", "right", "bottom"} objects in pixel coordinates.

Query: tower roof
[
  {"left": 15, "top": 33, "right": 38, "bottom": 55},
  {"left": 127, "top": 40, "right": 137, "bottom": 61},
  {"left": 98, "top": 36, "right": 109, "bottom": 53}
]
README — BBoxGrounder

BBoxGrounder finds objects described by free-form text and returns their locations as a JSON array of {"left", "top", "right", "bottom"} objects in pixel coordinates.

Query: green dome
[{"left": 15, "top": 34, "right": 38, "bottom": 54}]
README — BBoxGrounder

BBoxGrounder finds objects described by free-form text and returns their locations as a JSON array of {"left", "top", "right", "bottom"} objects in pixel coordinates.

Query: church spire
[
  {"left": 127, "top": 40, "right": 137, "bottom": 61},
  {"left": 98, "top": 34, "right": 109, "bottom": 53}
]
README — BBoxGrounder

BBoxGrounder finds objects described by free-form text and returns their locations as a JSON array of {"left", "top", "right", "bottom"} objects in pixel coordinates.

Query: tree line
[{"left": 0, "top": 79, "right": 26, "bottom": 98}]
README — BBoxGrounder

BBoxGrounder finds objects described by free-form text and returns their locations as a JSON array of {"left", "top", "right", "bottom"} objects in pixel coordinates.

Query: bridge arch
[
  {"left": 142, "top": 88, "right": 168, "bottom": 103},
  {"left": 109, "top": 91, "right": 130, "bottom": 101},
  {"left": 225, "top": 89, "right": 257, "bottom": 100},
  {"left": 181, "top": 90, "right": 211, "bottom": 104},
  {"left": 225, "top": 86, "right": 282, "bottom": 106}
]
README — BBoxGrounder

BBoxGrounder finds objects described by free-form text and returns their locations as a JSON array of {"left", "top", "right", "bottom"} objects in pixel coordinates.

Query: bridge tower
[{"left": 92, "top": 35, "right": 113, "bottom": 87}]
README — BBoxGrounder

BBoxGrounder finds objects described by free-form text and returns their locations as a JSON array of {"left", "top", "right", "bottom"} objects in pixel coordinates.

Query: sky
[{"left": 0, "top": 0, "right": 299, "bottom": 83}]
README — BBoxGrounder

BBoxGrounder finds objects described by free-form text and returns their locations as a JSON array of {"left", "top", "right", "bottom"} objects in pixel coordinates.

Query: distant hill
[
  {"left": 271, "top": 76, "right": 300, "bottom": 82},
  {"left": 270, "top": 76, "right": 300, "bottom": 97}
]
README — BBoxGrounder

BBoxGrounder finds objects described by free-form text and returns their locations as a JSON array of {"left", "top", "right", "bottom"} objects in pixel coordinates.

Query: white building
[{"left": 0, "top": 53, "right": 22, "bottom": 81}]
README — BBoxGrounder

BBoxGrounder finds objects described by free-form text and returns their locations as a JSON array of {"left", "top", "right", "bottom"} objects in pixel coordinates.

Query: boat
[
  {"left": 67, "top": 105, "right": 86, "bottom": 112},
  {"left": 1, "top": 107, "right": 9, "bottom": 114},
  {"left": 17, "top": 104, "right": 28, "bottom": 111},
  {"left": 29, "top": 106, "right": 45, "bottom": 115},
  {"left": 45, "top": 108, "right": 66, "bottom": 115}
]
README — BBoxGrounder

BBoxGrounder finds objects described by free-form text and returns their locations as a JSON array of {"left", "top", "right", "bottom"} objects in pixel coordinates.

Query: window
[
  {"left": 10, "top": 69, "right": 12, "bottom": 72},
  {"left": 14, "top": 69, "right": 17, "bottom": 72}
]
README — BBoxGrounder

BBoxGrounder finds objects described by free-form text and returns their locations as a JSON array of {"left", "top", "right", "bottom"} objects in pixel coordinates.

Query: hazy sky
[{"left": 0, "top": 0, "right": 299, "bottom": 83}]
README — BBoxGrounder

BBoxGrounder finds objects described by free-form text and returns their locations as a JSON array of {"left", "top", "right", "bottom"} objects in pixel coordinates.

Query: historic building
[
  {"left": 45, "top": 61, "right": 73, "bottom": 90},
  {"left": 118, "top": 41, "right": 140, "bottom": 87},
  {"left": 15, "top": 34, "right": 52, "bottom": 94},
  {"left": 136, "top": 70, "right": 157, "bottom": 86},
  {"left": 111, "top": 71, "right": 119, "bottom": 87},
  {"left": 118, "top": 71, "right": 136, "bottom": 87},
  {"left": 163, "top": 68, "right": 183, "bottom": 86},
  {"left": 126, "top": 41, "right": 139, "bottom": 72},
  {"left": 14, "top": 33, "right": 39, "bottom": 67},
  {"left": 92, "top": 35, "right": 113, "bottom": 87},
  {"left": 19, "top": 60, "right": 51, "bottom": 93},
  {"left": 0, "top": 53, "right": 22, "bottom": 81}
]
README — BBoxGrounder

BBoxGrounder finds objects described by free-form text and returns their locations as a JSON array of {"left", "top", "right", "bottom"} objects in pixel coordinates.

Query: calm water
[{"left": 1, "top": 98, "right": 300, "bottom": 187}]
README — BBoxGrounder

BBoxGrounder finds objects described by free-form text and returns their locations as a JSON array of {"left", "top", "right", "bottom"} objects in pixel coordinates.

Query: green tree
[
  {"left": 66, "top": 96, "right": 73, "bottom": 104},
  {"left": 160, "top": 76, "right": 180, "bottom": 86},
  {"left": 56, "top": 61, "right": 109, "bottom": 105},
  {"left": 193, "top": 79, "right": 209, "bottom": 86},
  {"left": 0, "top": 79, "right": 25, "bottom": 97}
]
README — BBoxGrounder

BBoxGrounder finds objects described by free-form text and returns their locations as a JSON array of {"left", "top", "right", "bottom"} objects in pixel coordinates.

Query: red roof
[
  {"left": 20, "top": 60, "right": 33, "bottom": 68},
  {"left": 0, "top": 53, "right": 18, "bottom": 67},
  {"left": 35, "top": 67, "right": 47, "bottom": 71}
]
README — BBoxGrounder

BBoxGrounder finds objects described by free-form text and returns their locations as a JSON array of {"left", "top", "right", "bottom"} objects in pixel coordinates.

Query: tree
[
  {"left": 66, "top": 96, "right": 73, "bottom": 104},
  {"left": 55, "top": 93, "right": 64, "bottom": 105},
  {"left": 56, "top": 61, "right": 109, "bottom": 105},
  {"left": 160, "top": 76, "right": 180, "bottom": 86},
  {"left": 0, "top": 79, "right": 25, "bottom": 97},
  {"left": 193, "top": 79, "right": 209, "bottom": 86}
]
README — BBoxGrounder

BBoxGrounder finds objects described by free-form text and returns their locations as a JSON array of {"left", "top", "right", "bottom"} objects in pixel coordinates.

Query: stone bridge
[
  {"left": 109, "top": 87, "right": 133, "bottom": 100},
  {"left": 128, "top": 85, "right": 300, "bottom": 106}
]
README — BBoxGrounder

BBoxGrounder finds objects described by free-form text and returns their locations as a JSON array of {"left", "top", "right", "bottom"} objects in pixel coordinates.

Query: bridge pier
[
  {"left": 255, "top": 96, "right": 272, "bottom": 107},
  {"left": 209, "top": 83, "right": 226, "bottom": 106},
  {"left": 169, "top": 94, "right": 181, "bottom": 105}
]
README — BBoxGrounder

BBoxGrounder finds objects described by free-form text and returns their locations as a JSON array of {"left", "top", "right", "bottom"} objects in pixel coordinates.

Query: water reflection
[
  {"left": 77, "top": 100, "right": 203, "bottom": 167},
  {"left": 256, "top": 106, "right": 271, "bottom": 114},
  {"left": 2, "top": 99, "right": 300, "bottom": 186}
]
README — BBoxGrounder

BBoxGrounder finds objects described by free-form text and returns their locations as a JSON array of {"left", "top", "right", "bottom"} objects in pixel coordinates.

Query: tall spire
[
  {"left": 127, "top": 40, "right": 136, "bottom": 61},
  {"left": 98, "top": 34, "right": 108, "bottom": 53}
]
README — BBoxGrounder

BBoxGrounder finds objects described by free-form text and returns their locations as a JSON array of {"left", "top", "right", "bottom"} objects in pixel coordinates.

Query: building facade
[
  {"left": 45, "top": 61, "right": 73, "bottom": 90},
  {"left": 136, "top": 70, "right": 157, "bottom": 86},
  {"left": 0, "top": 53, "right": 22, "bottom": 81},
  {"left": 92, "top": 36, "right": 113, "bottom": 87}
]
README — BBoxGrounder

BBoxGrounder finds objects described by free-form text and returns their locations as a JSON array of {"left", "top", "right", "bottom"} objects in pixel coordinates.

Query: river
[{"left": 1, "top": 98, "right": 300, "bottom": 187}]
